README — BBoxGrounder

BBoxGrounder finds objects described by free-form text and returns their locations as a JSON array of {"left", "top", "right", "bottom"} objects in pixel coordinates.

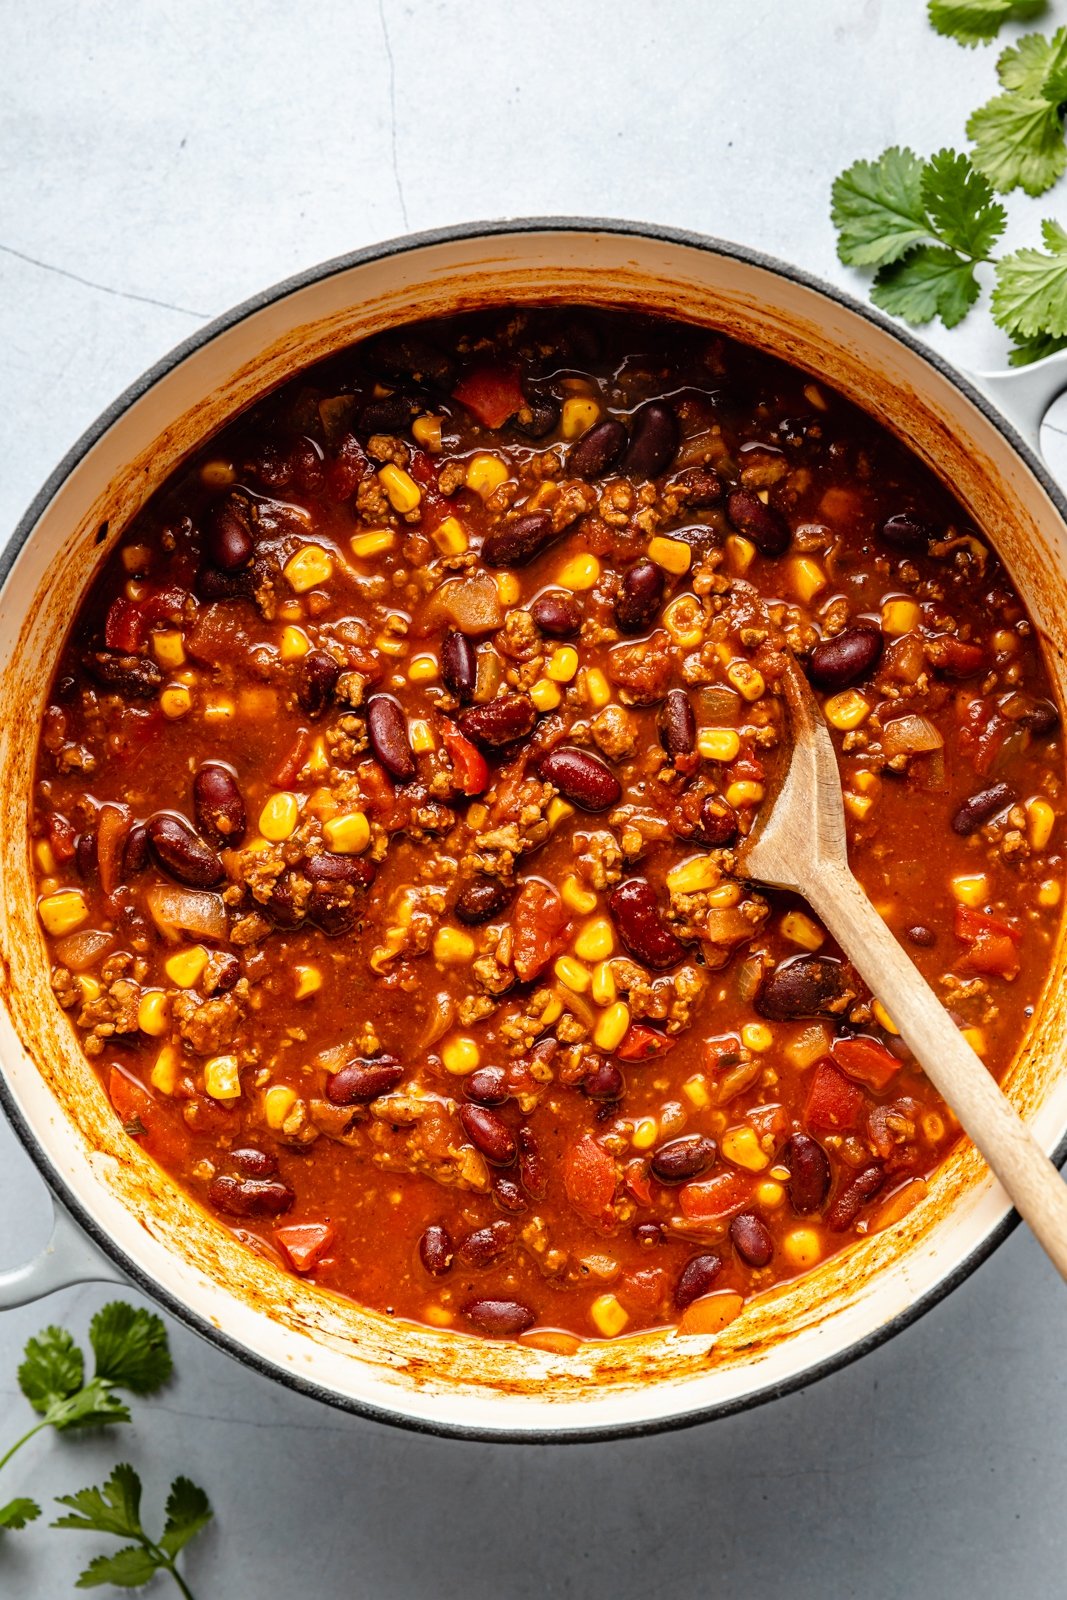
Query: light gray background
[{"left": 2, "top": 3, "right": 1066, "bottom": 1595}]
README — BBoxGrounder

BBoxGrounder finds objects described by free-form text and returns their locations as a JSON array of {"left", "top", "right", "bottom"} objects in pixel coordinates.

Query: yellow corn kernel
[
  {"left": 992, "top": 627, "right": 1018, "bottom": 656},
  {"left": 698, "top": 728, "right": 741, "bottom": 763},
  {"left": 203, "top": 696, "right": 235, "bottom": 723},
  {"left": 38, "top": 889, "right": 88, "bottom": 937},
  {"left": 757, "top": 1180, "right": 786, "bottom": 1209},
  {"left": 594, "top": 1001, "right": 631, "bottom": 1052},
  {"left": 707, "top": 882, "right": 742, "bottom": 907},
  {"left": 725, "top": 780, "right": 764, "bottom": 808},
  {"left": 844, "top": 791, "right": 874, "bottom": 822},
  {"left": 782, "top": 1228, "right": 822, "bottom": 1269},
  {"left": 721, "top": 1125, "right": 770, "bottom": 1172},
  {"left": 1027, "top": 797, "right": 1056, "bottom": 851},
  {"left": 663, "top": 595, "right": 704, "bottom": 649},
  {"left": 408, "top": 653, "right": 439, "bottom": 682},
  {"left": 562, "top": 875, "right": 597, "bottom": 915},
  {"left": 574, "top": 917, "right": 615, "bottom": 961},
  {"left": 200, "top": 459, "right": 236, "bottom": 486},
  {"left": 137, "top": 990, "right": 169, "bottom": 1037},
  {"left": 121, "top": 542, "right": 153, "bottom": 572},
  {"left": 546, "top": 645, "right": 580, "bottom": 683},
  {"left": 465, "top": 453, "right": 509, "bottom": 498},
  {"left": 952, "top": 873, "right": 988, "bottom": 908},
  {"left": 410, "top": 719, "right": 436, "bottom": 754},
  {"left": 882, "top": 597, "right": 921, "bottom": 636},
  {"left": 583, "top": 667, "right": 611, "bottom": 710},
  {"left": 962, "top": 1026, "right": 987, "bottom": 1057},
  {"left": 872, "top": 1000, "right": 899, "bottom": 1035},
  {"left": 151, "top": 1045, "right": 181, "bottom": 1096},
  {"left": 351, "top": 528, "right": 396, "bottom": 559},
  {"left": 530, "top": 677, "right": 562, "bottom": 712},
  {"left": 556, "top": 553, "right": 601, "bottom": 591},
  {"left": 683, "top": 1074, "right": 711, "bottom": 1110},
  {"left": 921, "top": 1112, "right": 946, "bottom": 1143},
  {"left": 495, "top": 572, "right": 521, "bottom": 605},
  {"left": 590, "top": 1292, "right": 628, "bottom": 1338},
  {"left": 323, "top": 811, "right": 371, "bottom": 855},
  {"left": 125, "top": 579, "right": 149, "bottom": 601},
  {"left": 294, "top": 965, "right": 322, "bottom": 1000},
  {"left": 561, "top": 396, "right": 600, "bottom": 437},
  {"left": 259, "top": 791, "right": 300, "bottom": 842},
  {"left": 305, "top": 736, "right": 330, "bottom": 779},
  {"left": 647, "top": 535, "right": 692, "bottom": 575},
  {"left": 853, "top": 770, "right": 881, "bottom": 794},
  {"left": 788, "top": 556, "right": 826, "bottom": 605},
  {"left": 666, "top": 857, "right": 720, "bottom": 896},
  {"left": 631, "top": 1116, "right": 658, "bottom": 1151},
  {"left": 434, "top": 926, "right": 476, "bottom": 965},
  {"left": 538, "top": 993, "right": 563, "bottom": 1027},
  {"left": 441, "top": 1035, "right": 480, "bottom": 1075},
  {"left": 726, "top": 660, "right": 765, "bottom": 701},
  {"left": 781, "top": 910, "right": 824, "bottom": 951},
  {"left": 152, "top": 630, "right": 185, "bottom": 669},
  {"left": 279, "top": 626, "right": 310, "bottom": 661},
  {"left": 284, "top": 545, "right": 334, "bottom": 593},
  {"left": 77, "top": 974, "right": 102, "bottom": 1004},
  {"left": 378, "top": 464, "right": 422, "bottom": 513},
  {"left": 546, "top": 797, "right": 574, "bottom": 830},
  {"left": 204, "top": 1054, "right": 241, "bottom": 1103},
  {"left": 412, "top": 414, "right": 443, "bottom": 452},
  {"left": 165, "top": 946, "right": 209, "bottom": 989},
  {"left": 265, "top": 1084, "right": 299, "bottom": 1129},
  {"left": 34, "top": 840, "right": 57, "bottom": 875},
  {"left": 591, "top": 960, "right": 617, "bottom": 1006},
  {"left": 432, "top": 515, "right": 469, "bottom": 556},
  {"left": 725, "top": 534, "right": 756, "bottom": 574},
  {"left": 554, "top": 955, "right": 591, "bottom": 993},
  {"left": 824, "top": 689, "right": 870, "bottom": 731},
  {"left": 740, "top": 1022, "right": 773, "bottom": 1053},
  {"left": 160, "top": 686, "right": 192, "bottom": 720},
  {"left": 1038, "top": 878, "right": 1062, "bottom": 907}
]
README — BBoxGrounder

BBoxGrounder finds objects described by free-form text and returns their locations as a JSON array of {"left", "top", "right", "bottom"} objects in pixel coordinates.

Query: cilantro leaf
[
  {"left": 18, "top": 1325, "right": 84, "bottom": 1415},
  {"left": 54, "top": 1463, "right": 144, "bottom": 1541},
  {"left": 47, "top": 1378, "right": 131, "bottom": 1433},
  {"left": 997, "top": 26, "right": 1067, "bottom": 91},
  {"left": 55, "top": 1468, "right": 211, "bottom": 1597},
  {"left": 159, "top": 1476, "right": 213, "bottom": 1558},
  {"left": 1008, "top": 328, "right": 1067, "bottom": 362},
  {"left": 0, "top": 1497, "right": 41, "bottom": 1531},
  {"left": 929, "top": 0, "right": 1047, "bottom": 48},
  {"left": 921, "top": 148, "right": 1007, "bottom": 257},
  {"left": 993, "top": 218, "right": 1067, "bottom": 336},
  {"left": 831, "top": 148, "right": 931, "bottom": 267},
  {"left": 969, "top": 34, "right": 1067, "bottom": 197},
  {"left": 90, "top": 1303, "right": 173, "bottom": 1396},
  {"left": 75, "top": 1545, "right": 162, "bottom": 1589},
  {"left": 872, "top": 246, "right": 982, "bottom": 327}
]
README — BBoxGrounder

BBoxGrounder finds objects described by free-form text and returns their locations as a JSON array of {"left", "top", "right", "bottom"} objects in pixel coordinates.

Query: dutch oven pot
[{"left": 2, "top": 220, "right": 1067, "bottom": 1442}]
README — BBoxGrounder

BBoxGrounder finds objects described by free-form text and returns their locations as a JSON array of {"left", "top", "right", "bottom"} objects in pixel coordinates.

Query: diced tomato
[
  {"left": 356, "top": 758, "right": 398, "bottom": 821},
  {"left": 96, "top": 802, "right": 131, "bottom": 897},
  {"left": 747, "top": 1101, "right": 789, "bottom": 1143},
  {"left": 623, "top": 1158, "right": 653, "bottom": 1207},
  {"left": 616, "top": 1024, "right": 676, "bottom": 1062},
  {"left": 324, "top": 432, "right": 368, "bottom": 501},
  {"left": 956, "top": 694, "right": 1008, "bottom": 776},
  {"left": 955, "top": 905, "right": 1020, "bottom": 944},
  {"left": 511, "top": 880, "right": 567, "bottom": 982},
  {"left": 46, "top": 812, "right": 79, "bottom": 863},
  {"left": 275, "top": 1221, "right": 336, "bottom": 1273},
  {"left": 452, "top": 365, "right": 525, "bottom": 430},
  {"left": 273, "top": 729, "right": 311, "bottom": 787},
  {"left": 620, "top": 1265, "right": 668, "bottom": 1318},
  {"left": 678, "top": 1169, "right": 750, "bottom": 1223},
  {"left": 104, "top": 584, "right": 192, "bottom": 653},
  {"left": 564, "top": 1134, "right": 617, "bottom": 1229},
  {"left": 932, "top": 635, "right": 987, "bottom": 679},
  {"left": 832, "top": 1035, "right": 902, "bottom": 1092},
  {"left": 954, "top": 903, "right": 1021, "bottom": 980},
  {"left": 440, "top": 719, "right": 490, "bottom": 796},
  {"left": 804, "top": 1060, "right": 865, "bottom": 1133},
  {"left": 726, "top": 748, "right": 765, "bottom": 785},
  {"left": 107, "top": 1066, "right": 184, "bottom": 1165}
]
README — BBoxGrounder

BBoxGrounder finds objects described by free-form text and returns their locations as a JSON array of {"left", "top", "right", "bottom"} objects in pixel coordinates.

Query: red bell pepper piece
[
  {"left": 275, "top": 1221, "right": 336, "bottom": 1273},
  {"left": 452, "top": 365, "right": 525, "bottom": 430},
  {"left": 804, "top": 1060, "right": 865, "bottom": 1132},
  {"left": 832, "top": 1035, "right": 902, "bottom": 1092},
  {"left": 440, "top": 718, "right": 489, "bottom": 796},
  {"left": 616, "top": 1024, "right": 676, "bottom": 1062},
  {"left": 564, "top": 1134, "right": 617, "bottom": 1229},
  {"left": 108, "top": 1066, "right": 184, "bottom": 1165}
]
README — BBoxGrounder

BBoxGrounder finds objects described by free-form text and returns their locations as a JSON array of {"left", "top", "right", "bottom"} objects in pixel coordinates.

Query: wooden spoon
[{"left": 737, "top": 658, "right": 1067, "bottom": 1278}]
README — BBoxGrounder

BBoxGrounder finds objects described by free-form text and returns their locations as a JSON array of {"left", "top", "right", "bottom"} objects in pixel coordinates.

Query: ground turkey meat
[{"left": 172, "top": 991, "right": 245, "bottom": 1055}]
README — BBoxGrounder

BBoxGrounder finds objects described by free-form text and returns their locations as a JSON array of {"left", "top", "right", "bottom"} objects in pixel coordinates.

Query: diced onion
[
  {"left": 434, "top": 573, "right": 503, "bottom": 634},
  {"left": 145, "top": 885, "right": 227, "bottom": 942},
  {"left": 54, "top": 929, "right": 114, "bottom": 972},
  {"left": 419, "top": 992, "right": 455, "bottom": 1049},
  {"left": 881, "top": 713, "right": 943, "bottom": 757}
]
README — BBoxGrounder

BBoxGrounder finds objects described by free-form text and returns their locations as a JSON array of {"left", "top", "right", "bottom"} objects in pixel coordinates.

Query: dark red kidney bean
[
  {"left": 304, "top": 851, "right": 375, "bottom": 936},
  {"left": 518, "top": 1127, "right": 548, "bottom": 1200},
  {"left": 730, "top": 1212, "right": 774, "bottom": 1268},
  {"left": 463, "top": 1298, "right": 535, "bottom": 1337},
  {"left": 609, "top": 879, "right": 686, "bottom": 970},
  {"left": 674, "top": 1252, "right": 723, "bottom": 1309},
  {"left": 211, "top": 953, "right": 241, "bottom": 993},
  {"left": 419, "top": 1223, "right": 453, "bottom": 1276},
  {"left": 482, "top": 512, "right": 556, "bottom": 568},
  {"left": 147, "top": 813, "right": 224, "bottom": 888},
  {"left": 584, "top": 1061, "right": 624, "bottom": 1099},
  {"left": 74, "top": 832, "right": 96, "bottom": 881},
  {"left": 881, "top": 512, "right": 929, "bottom": 549},
  {"left": 659, "top": 688, "right": 696, "bottom": 759},
  {"left": 568, "top": 417, "right": 628, "bottom": 479},
  {"left": 457, "top": 1221, "right": 512, "bottom": 1268},
  {"left": 230, "top": 1147, "right": 278, "bottom": 1177},
  {"left": 726, "top": 489, "right": 791, "bottom": 556},
  {"left": 266, "top": 869, "right": 302, "bottom": 929},
  {"left": 952, "top": 782, "right": 1016, "bottom": 835},
  {"left": 755, "top": 954, "right": 852, "bottom": 1021},
  {"left": 193, "top": 763, "right": 246, "bottom": 847},
  {"left": 466, "top": 1066, "right": 509, "bottom": 1105},
  {"left": 696, "top": 795, "right": 739, "bottom": 846},
  {"left": 516, "top": 387, "right": 560, "bottom": 439},
  {"left": 83, "top": 650, "right": 162, "bottom": 698},
  {"left": 530, "top": 591, "right": 581, "bottom": 637},
  {"left": 454, "top": 876, "right": 514, "bottom": 925},
  {"left": 807, "top": 626, "right": 883, "bottom": 691},
  {"left": 634, "top": 1222, "right": 665, "bottom": 1247},
  {"left": 651, "top": 1134, "right": 717, "bottom": 1184},
  {"left": 208, "top": 1174, "right": 293, "bottom": 1219},
  {"left": 906, "top": 923, "right": 937, "bottom": 948},
  {"left": 537, "top": 745, "right": 621, "bottom": 811},
  {"left": 205, "top": 500, "right": 254, "bottom": 570},
  {"left": 367, "top": 694, "right": 415, "bottom": 780},
  {"left": 457, "top": 693, "right": 537, "bottom": 749},
  {"left": 298, "top": 650, "right": 340, "bottom": 716},
  {"left": 623, "top": 401, "right": 679, "bottom": 478},
  {"left": 196, "top": 563, "right": 255, "bottom": 602},
  {"left": 493, "top": 1176, "right": 528, "bottom": 1213},
  {"left": 326, "top": 1055, "right": 403, "bottom": 1105},
  {"left": 671, "top": 465, "right": 723, "bottom": 506},
  {"left": 615, "top": 559, "right": 664, "bottom": 633},
  {"left": 122, "top": 822, "right": 149, "bottom": 876},
  {"left": 1010, "top": 695, "right": 1060, "bottom": 735},
  {"left": 459, "top": 1104, "right": 516, "bottom": 1166},
  {"left": 827, "top": 1165, "right": 885, "bottom": 1231},
  {"left": 441, "top": 630, "right": 477, "bottom": 701},
  {"left": 780, "top": 1132, "right": 831, "bottom": 1213}
]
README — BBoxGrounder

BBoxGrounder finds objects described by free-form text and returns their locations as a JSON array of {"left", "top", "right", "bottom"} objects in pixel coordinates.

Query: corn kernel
[
  {"left": 952, "top": 873, "right": 988, "bottom": 908},
  {"left": 788, "top": 556, "right": 826, "bottom": 605},
  {"left": 962, "top": 1026, "right": 987, "bottom": 1056},
  {"left": 546, "top": 645, "right": 580, "bottom": 683},
  {"left": 741, "top": 1022, "right": 773, "bottom": 1053},
  {"left": 683, "top": 1074, "right": 711, "bottom": 1110},
  {"left": 265, "top": 1084, "right": 298, "bottom": 1129},
  {"left": 351, "top": 528, "right": 396, "bottom": 559},
  {"left": 432, "top": 515, "right": 469, "bottom": 556},
  {"left": 1027, "top": 797, "right": 1056, "bottom": 851},
  {"left": 1038, "top": 878, "right": 1062, "bottom": 907},
  {"left": 323, "top": 810, "right": 371, "bottom": 855},
  {"left": 378, "top": 464, "right": 422, "bottom": 513},
  {"left": 442, "top": 1035, "right": 480, "bottom": 1074},
  {"left": 561, "top": 396, "right": 600, "bottom": 437},
  {"left": 160, "top": 686, "right": 192, "bottom": 720},
  {"left": 530, "top": 677, "right": 562, "bottom": 711},
  {"left": 204, "top": 696, "right": 235, "bottom": 722},
  {"left": 698, "top": 728, "right": 741, "bottom": 763},
  {"left": 137, "top": 991, "right": 169, "bottom": 1037},
  {"left": 495, "top": 572, "right": 521, "bottom": 605},
  {"left": 591, "top": 960, "right": 617, "bottom": 1005},
  {"left": 34, "top": 840, "right": 57, "bottom": 875},
  {"left": 152, "top": 630, "right": 185, "bottom": 669},
  {"left": 921, "top": 1112, "right": 945, "bottom": 1143},
  {"left": 726, "top": 660, "right": 765, "bottom": 701},
  {"left": 546, "top": 797, "right": 574, "bottom": 830},
  {"left": 873, "top": 1000, "right": 899, "bottom": 1035},
  {"left": 204, "top": 1054, "right": 241, "bottom": 1102},
  {"left": 725, "top": 534, "right": 756, "bottom": 574},
  {"left": 554, "top": 955, "right": 591, "bottom": 993},
  {"left": 721, "top": 1125, "right": 769, "bottom": 1171},
  {"left": 853, "top": 770, "right": 881, "bottom": 794},
  {"left": 423, "top": 1303, "right": 454, "bottom": 1327},
  {"left": 412, "top": 414, "right": 443, "bottom": 452},
  {"left": 757, "top": 1180, "right": 786, "bottom": 1209},
  {"left": 844, "top": 791, "right": 874, "bottom": 822},
  {"left": 647, "top": 535, "right": 692, "bottom": 575},
  {"left": 666, "top": 857, "right": 720, "bottom": 896},
  {"left": 306, "top": 736, "right": 330, "bottom": 779},
  {"left": 824, "top": 689, "right": 870, "bottom": 731},
  {"left": 294, "top": 965, "right": 322, "bottom": 1000},
  {"left": 556, "top": 553, "right": 601, "bottom": 591},
  {"left": 408, "top": 654, "right": 439, "bottom": 682},
  {"left": 200, "top": 459, "right": 235, "bottom": 486},
  {"left": 284, "top": 545, "right": 334, "bottom": 593},
  {"left": 562, "top": 875, "right": 597, "bottom": 915},
  {"left": 259, "top": 791, "right": 300, "bottom": 841},
  {"left": 782, "top": 1228, "right": 822, "bottom": 1269},
  {"left": 539, "top": 994, "right": 563, "bottom": 1027},
  {"left": 279, "top": 626, "right": 310, "bottom": 661},
  {"left": 125, "top": 579, "right": 148, "bottom": 601},
  {"left": 663, "top": 594, "right": 704, "bottom": 648},
  {"left": 77, "top": 974, "right": 102, "bottom": 1004},
  {"left": 38, "top": 889, "right": 88, "bottom": 937},
  {"left": 590, "top": 1292, "right": 628, "bottom": 1338},
  {"left": 631, "top": 1116, "right": 658, "bottom": 1150},
  {"left": 151, "top": 1045, "right": 180, "bottom": 1096},
  {"left": 434, "top": 926, "right": 476, "bottom": 965},
  {"left": 121, "top": 543, "right": 153, "bottom": 572},
  {"left": 583, "top": 667, "right": 611, "bottom": 709},
  {"left": 164, "top": 946, "right": 208, "bottom": 988},
  {"left": 882, "top": 597, "right": 921, "bottom": 636},
  {"left": 465, "top": 453, "right": 509, "bottom": 498},
  {"left": 574, "top": 917, "right": 615, "bottom": 961},
  {"left": 707, "top": 882, "right": 742, "bottom": 907},
  {"left": 781, "top": 910, "right": 824, "bottom": 951},
  {"left": 594, "top": 1001, "right": 631, "bottom": 1052},
  {"left": 410, "top": 719, "right": 436, "bottom": 754},
  {"left": 725, "top": 780, "right": 764, "bottom": 808}
]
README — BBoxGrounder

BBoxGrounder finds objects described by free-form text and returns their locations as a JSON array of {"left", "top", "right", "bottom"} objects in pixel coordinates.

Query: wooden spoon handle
[{"left": 805, "top": 866, "right": 1067, "bottom": 1280}]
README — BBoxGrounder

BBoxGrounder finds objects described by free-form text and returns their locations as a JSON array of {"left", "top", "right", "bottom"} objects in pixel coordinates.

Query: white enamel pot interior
[{"left": 2, "top": 220, "right": 1067, "bottom": 1442}]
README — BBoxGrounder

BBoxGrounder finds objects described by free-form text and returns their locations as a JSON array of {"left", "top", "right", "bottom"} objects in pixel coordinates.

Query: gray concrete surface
[{"left": 2, "top": 2, "right": 1066, "bottom": 1594}]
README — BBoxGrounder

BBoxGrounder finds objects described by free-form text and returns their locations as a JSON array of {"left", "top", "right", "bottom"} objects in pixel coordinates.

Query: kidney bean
[
  {"left": 457, "top": 1221, "right": 512, "bottom": 1268},
  {"left": 366, "top": 694, "right": 415, "bottom": 780},
  {"left": 73, "top": 831, "right": 96, "bottom": 881},
  {"left": 951, "top": 782, "right": 1016, "bottom": 835},
  {"left": 726, "top": 489, "right": 790, "bottom": 556},
  {"left": 196, "top": 563, "right": 255, "bottom": 602},
  {"left": 755, "top": 954, "right": 853, "bottom": 1020},
  {"left": 730, "top": 1212, "right": 774, "bottom": 1268},
  {"left": 671, "top": 465, "right": 723, "bottom": 506},
  {"left": 518, "top": 1127, "right": 548, "bottom": 1200},
  {"left": 193, "top": 763, "right": 246, "bottom": 847},
  {"left": 147, "top": 813, "right": 225, "bottom": 888},
  {"left": 441, "top": 630, "right": 477, "bottom": 701},
  {"left": 634, "top": 1222, "right": 665, "bottom": 1247},
  {"left": 807, "top": 625, "right": 883, "bottom": 691},
  {"left": 481, "top": 512, "right": 556, "bottom": 568},
  {"left": 205, "top": 500, "right": 254, "bottom": 570},
  {"left": 419, "top": 1223, "right": 453, "bottom": 1276},
  {"left": 326, "top": 1055, "right": 403, "bottom": 1105},
  {"left": 457, "top": 693, "right": 537, "bottom": 749},
  {"left": 659, "top": 688, "right": 696, "bottom": 759},
  {"left": 230, "top": 1147, "right": 278, "bottom": 1177},
  {"left": 780, "top": 1132, "right": 830, "bottom": 1213},
  {"left": 615, "top": 559, "right": 664, "bottom": 633},
  {"left": 516, "top": 387, "right": 560, "bottom": 439},
  {"left": 210, "top": 953, "right": 241, "bottom": 993},
  {"left": 266, "top": 869, "right": 302, "bottom": 928},
  {"left": 466, "top": 1066, "right": 509, "bottom": 1105},
  {"left": 827, "top": 1165, "right": 885, "bottom": 1231},
  {"left": 459, "top": 1104, "right": 517, "bottom": 1166},
  {"left": 696, "top": 795, "right": 739, "bottom": 846},
  {"left": 455, "top": 876, "right": 514, "bottom": 925},
  {"left": 906, "top": 924, "right": 936, "bottom": 948},
  {"left": 609, "top": 879, "right": 687, "bottom": 969},
  {"left": 537, "top": 745, "right": 621, "bottom": 811},
  {"left": 493, "top": 1176, "right": 528, "bottom": 1213},
  {"left": 881, "top": 512, "right": 928, "bottom": 549},
  {"left": 568, "top": 417, "right": 628, "bottom": 479},
  {"left": 531, "top": 591, "right": 581, "bottom": 637},
  {"left": 122, "top": 822, "right": 149, "bottom": 876},
  {"left": 83, "top": 650, "right": 163, "bottom": 698},
  {"left": 304, "top": 851, "right": 375, "bottom": 936},
  {"left": 623, "top": 401, "right": 679, "bottom": 478},
  {"left": 584, "top": 1061, "right": 624, "bottom": 1100},
  {"left": 208, "top": 1174, "right": 294, "bottom": 1219},
  {"left": 373, "top": 331, "right": 454, "bottom": 390},
  {"left": 1009, "top": 695, "right": 1060, "bottom": 736},
  {"left": 463, "top": 1298, "right": 536, "bottom": 1337},
  {"left": 651, "top": 1134, "right": 717, "bottom": 1184},
  {"left": 674, "top": 1252, "right": 723, "bottom": 1309},
  {"left": 298, "top": 650, "right": 340, "bottom": 716}
]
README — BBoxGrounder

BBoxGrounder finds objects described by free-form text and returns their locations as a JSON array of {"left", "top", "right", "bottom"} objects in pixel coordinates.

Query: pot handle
[
  {"left": 973, "top": 349, "right": 1067, "bottom": 458},
  {"left": 0, "top": 1198, "right": 127, "bottom": 1309}
]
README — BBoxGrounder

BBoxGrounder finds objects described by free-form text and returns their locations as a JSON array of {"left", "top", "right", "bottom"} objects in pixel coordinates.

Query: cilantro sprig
[
  {"left": 54, "top": 1464, "right": 212, "bottom": 1597},
  {"left": 968, "top": 27, "right": 1067, "bottom": 193},
  {"left": 929, "top": 0, "right": 1049, "bottom": 48}
]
